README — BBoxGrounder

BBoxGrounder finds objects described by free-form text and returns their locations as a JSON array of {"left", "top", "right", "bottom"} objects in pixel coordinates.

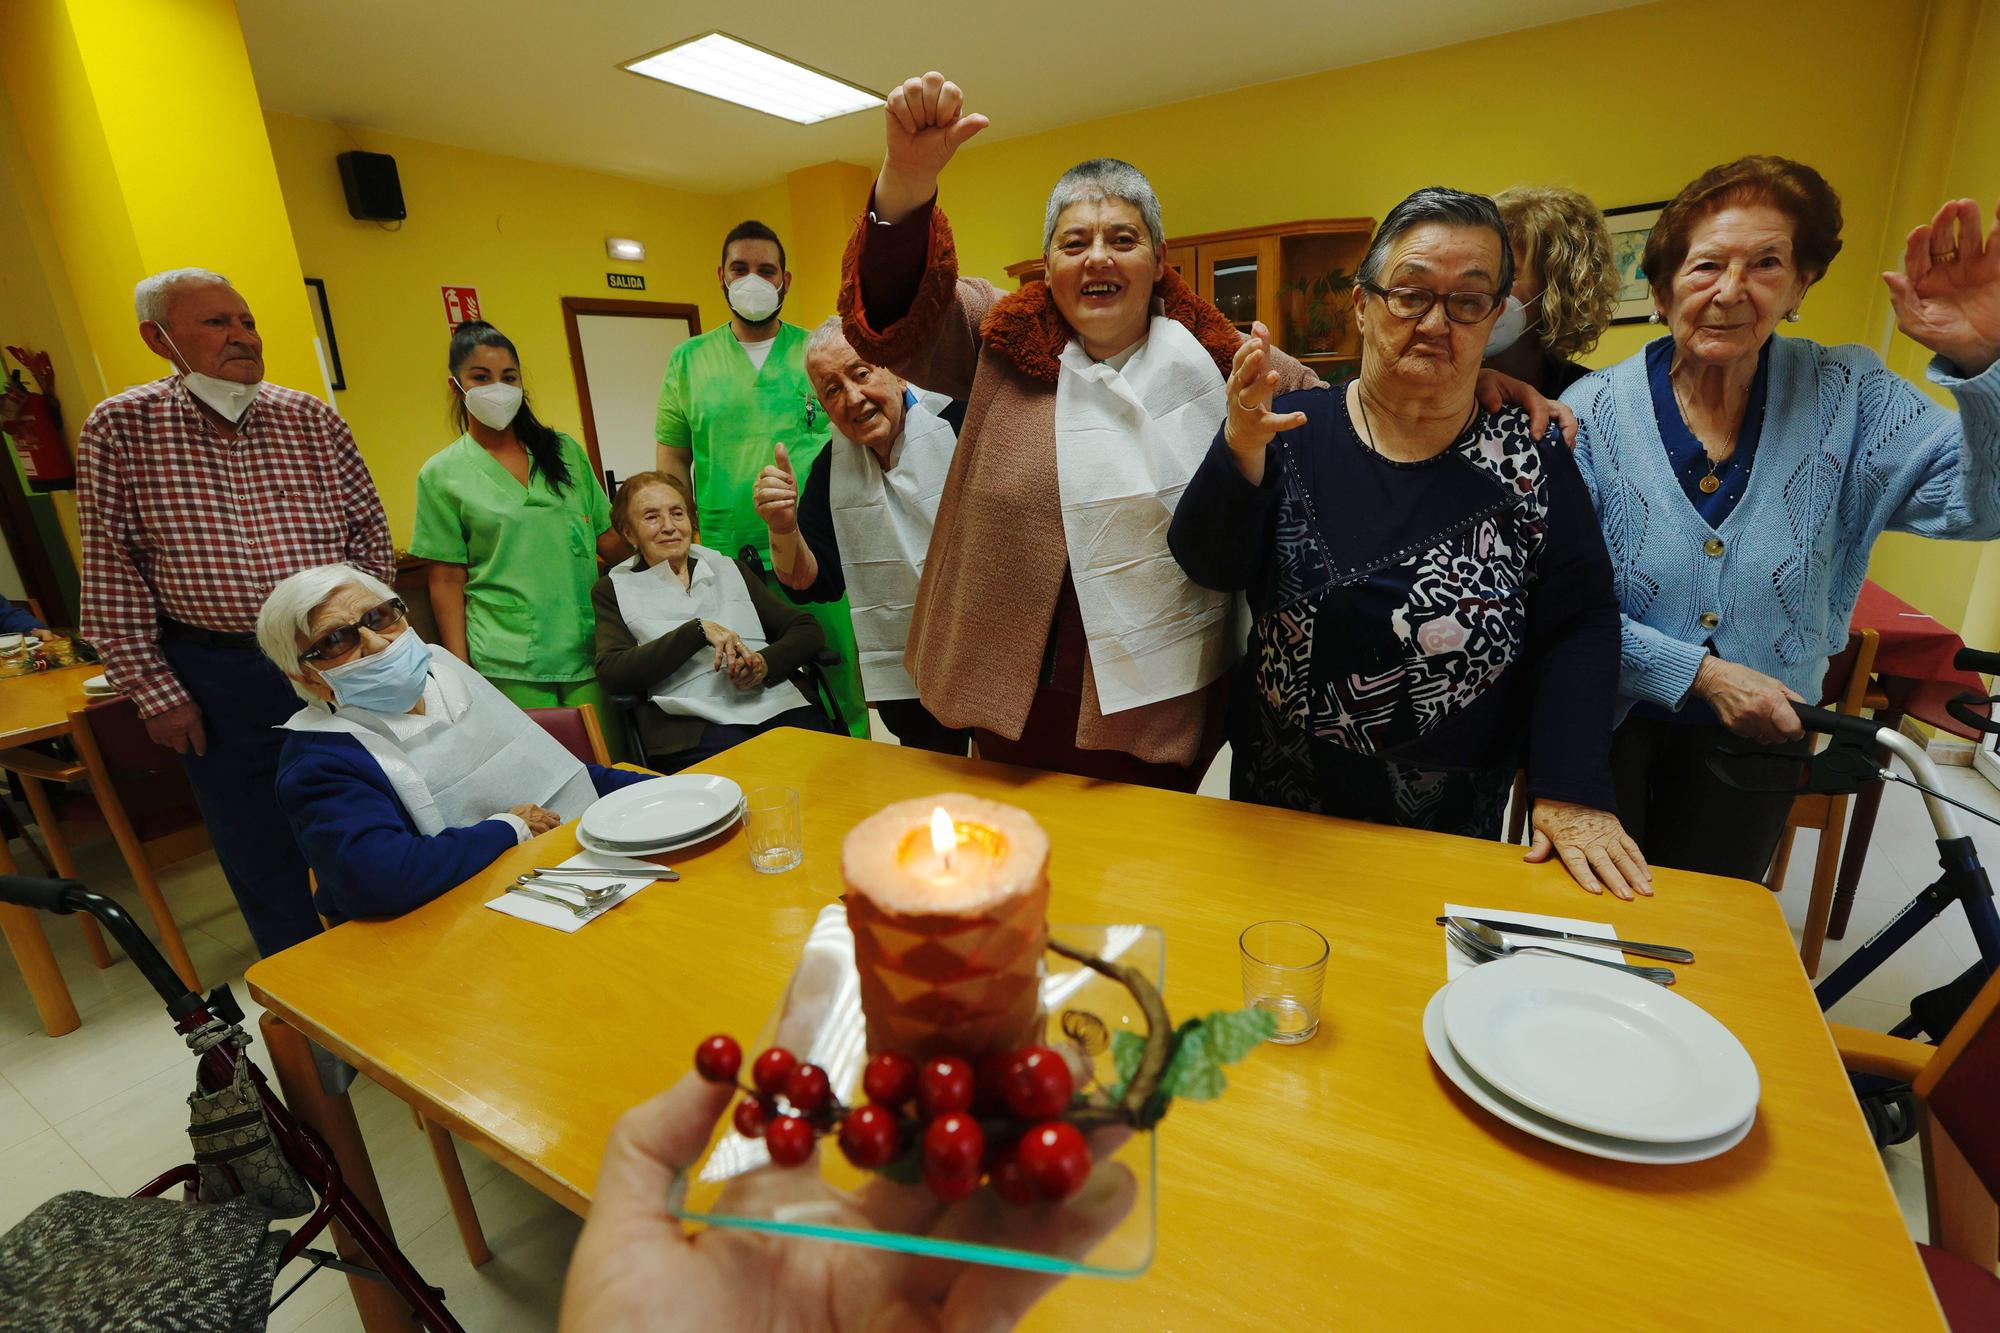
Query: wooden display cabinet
[{"left": 1005, "top": 218, "right": 1374, "bottom": 381}]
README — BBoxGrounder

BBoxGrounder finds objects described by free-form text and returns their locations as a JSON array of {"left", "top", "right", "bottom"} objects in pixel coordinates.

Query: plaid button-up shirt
[{"left": 77, "top": 376, "right": 395, "bottom": 718}]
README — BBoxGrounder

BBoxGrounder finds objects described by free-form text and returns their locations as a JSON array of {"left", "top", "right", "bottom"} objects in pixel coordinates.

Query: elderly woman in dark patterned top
[{"left": 1172, "top": 188, "right": 1648, "bottom": 900}]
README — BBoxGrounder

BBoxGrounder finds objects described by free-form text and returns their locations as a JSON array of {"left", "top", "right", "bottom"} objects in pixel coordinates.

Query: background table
[
  {"left": 0, "top": 658, "right": 104, "bottom": 1035},
  {"left": 248, "top": 729, "right": 1943, "bottom": 1329}
]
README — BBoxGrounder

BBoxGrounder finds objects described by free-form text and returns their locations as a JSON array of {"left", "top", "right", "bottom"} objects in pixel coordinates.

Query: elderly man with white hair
[
  {"left": 750, "top": 317, "right": 969, "bottom": 754},
  {"left": 76, "top": 268, "right": 394, "bottom": 953},
  {"left": 259, "top": 565, "right": 652, "bottom": 923}
]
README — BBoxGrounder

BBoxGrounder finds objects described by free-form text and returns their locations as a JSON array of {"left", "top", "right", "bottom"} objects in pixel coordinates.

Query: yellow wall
[
  {"left": 267, "top": 114, "right": 749, "bottom": 540},
  {"left": 936, "top": 0, "right": 1925, "bottom": 373}
]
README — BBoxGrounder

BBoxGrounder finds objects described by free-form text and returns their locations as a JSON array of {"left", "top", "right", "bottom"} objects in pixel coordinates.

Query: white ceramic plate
[
  {"left": 83, "top": 674, "right": 116, "bottom": 694},
  {"left": 1424, "top": 988, "right": 1753, "bottom": 1164},
  {"left": 580, "top": 774, "right": 744, "bottom": 846},
  {"left": 577, "top": 802, "right": 743, "bottom": 857},
  {"left": 1441, "top": 955, "right": 1758, "bottom": 1143}
]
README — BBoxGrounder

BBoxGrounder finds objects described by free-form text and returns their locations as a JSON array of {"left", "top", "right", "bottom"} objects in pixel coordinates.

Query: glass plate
[{"left": 667, "top": 916, "right": 1161, "bottom": 1277}]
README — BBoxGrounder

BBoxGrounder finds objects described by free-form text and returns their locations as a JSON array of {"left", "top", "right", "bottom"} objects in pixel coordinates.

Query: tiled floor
[{"left": 0, "top": 740, "right": 1989, "bottom": 1328}]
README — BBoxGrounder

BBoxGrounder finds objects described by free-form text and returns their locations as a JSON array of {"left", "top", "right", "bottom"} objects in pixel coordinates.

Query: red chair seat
[
  {"left": 55, "top": 776, "right": 204, "bottom": 843},
  {"left": 1922, "top": 1242, "right": 2000, "bottom": 1329}
]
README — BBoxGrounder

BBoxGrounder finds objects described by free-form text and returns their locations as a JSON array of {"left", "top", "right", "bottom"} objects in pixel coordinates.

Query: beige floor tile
[
  {"left": 0, "top": 1073, "right": 49, "bottom": 1154},
  {"left": 0, "top": 1126, "right": 112, "bottom": 1233}
]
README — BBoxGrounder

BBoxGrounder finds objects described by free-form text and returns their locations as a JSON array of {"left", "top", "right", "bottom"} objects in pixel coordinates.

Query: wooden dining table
[
  {"left": 246, "top": 729, "right": 1945, "bottom": 1329},
  {"left": 0, "top": 654, "right": 109, "bottom": 1036}
]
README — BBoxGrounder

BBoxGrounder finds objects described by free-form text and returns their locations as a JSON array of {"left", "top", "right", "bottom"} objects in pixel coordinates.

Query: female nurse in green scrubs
[{"left": 411, "top": 321, "right": 626, "bottom": 715}]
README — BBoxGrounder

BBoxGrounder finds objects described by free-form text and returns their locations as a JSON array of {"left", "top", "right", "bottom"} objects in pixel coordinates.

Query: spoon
[
  {"left": 507, "top": 885, "right": 595, "bottom": 917},
  {"left": 516, "top": 877, "right": 620, "bottom": 903},
  {"left": 1446, "top": 919, "right": 1675, "bottom": 986}
]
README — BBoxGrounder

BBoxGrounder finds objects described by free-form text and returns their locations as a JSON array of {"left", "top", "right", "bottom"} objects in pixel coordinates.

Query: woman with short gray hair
[
  {"left": 839, "top": 75, "right": 1567, "bottom": 790},
  {"left": 1171, "top": 187, "right": 1647, "bottom": 900},
  {"left": 258, "top": 564, "right": 652, "bottom": 923}
]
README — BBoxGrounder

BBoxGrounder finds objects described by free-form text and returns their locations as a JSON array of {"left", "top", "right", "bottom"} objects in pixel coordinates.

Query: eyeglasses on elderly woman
[
  {"left": 299, "top": 598, "right": 408, "bottom": 664},
  {"left": 1357, "top": 281, "right": 1505, "bottom": 324}
]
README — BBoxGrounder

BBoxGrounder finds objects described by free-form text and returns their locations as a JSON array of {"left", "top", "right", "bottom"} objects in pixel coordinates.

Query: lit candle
[{"left": 842, "top": 793, "right": 1051, "bottom": 1060}]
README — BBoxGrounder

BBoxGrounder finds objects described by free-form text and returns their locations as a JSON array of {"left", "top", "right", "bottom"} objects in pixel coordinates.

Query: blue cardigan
[
  {"left": 275, "top": 729, "right": 653, "bottom": 924},
  {"left": 1566, "top": 336, "right": 2000, "bottom": 716}
]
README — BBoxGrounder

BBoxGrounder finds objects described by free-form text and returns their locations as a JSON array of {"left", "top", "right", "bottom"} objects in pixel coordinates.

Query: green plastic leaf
[
  {"left": 1107, "top": 1029, "right": 1147, "bottom": 1101},
  {"left": 1161, "top": 1023, "right": 1227, "bottom": 1100},
  {"left": 1202, "top": 1007, "right": 1278, "bottom": 1063}
]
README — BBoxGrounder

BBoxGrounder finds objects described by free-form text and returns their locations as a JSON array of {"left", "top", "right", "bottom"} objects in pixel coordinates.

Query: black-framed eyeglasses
[
  {"left": 300, "top": 598, "right": 407, "bottom": 664},
  {"left": 1358, "top": 281, "right": 1504, "bottom": 325}
]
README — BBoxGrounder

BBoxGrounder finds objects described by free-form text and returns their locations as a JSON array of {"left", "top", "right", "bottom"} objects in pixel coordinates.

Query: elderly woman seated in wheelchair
[
  {"left": 258, "top": 564, "right": 654, "bottom": 924},
  {"left": 593, "top": 471, "right": 832, "bottom": 773}
]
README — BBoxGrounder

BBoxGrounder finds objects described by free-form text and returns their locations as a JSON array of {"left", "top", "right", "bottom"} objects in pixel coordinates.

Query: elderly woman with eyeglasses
[
  {"left": 1567, "top": 157, "right": 2000, "bottom": 883},
  {"left": 839, "top": 73, "right": 1564, "bottom": 792},
  {"left": 257, "top": 565, "right": 653, "bottom": 924},
  {"left": 1172, "top": 188, "right": 1647, "bottom": 900}
]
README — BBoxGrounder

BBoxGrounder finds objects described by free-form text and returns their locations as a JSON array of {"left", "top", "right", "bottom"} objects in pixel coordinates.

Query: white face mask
[
  {"left": 456, "top": 380, "right": 523, "bottom": 431},
  {"left": 158, "top": 328, "right": 262, "bottom": 423},
  {"left": 725, "top": 274, "right": 784, "bottom": 324},
  {"left": 1483, "top": 295, "right": 1532, "bottom": 357}
]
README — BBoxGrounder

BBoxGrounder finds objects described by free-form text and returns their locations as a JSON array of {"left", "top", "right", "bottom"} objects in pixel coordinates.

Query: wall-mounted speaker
[{"left": 337, "top": 151, "right": 406, "bottom": 222}]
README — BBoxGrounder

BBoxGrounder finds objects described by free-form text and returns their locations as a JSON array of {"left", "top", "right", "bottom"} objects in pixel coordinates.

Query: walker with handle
[{"left": 0, "top": 874, "right": 466, "bottom": 1331}]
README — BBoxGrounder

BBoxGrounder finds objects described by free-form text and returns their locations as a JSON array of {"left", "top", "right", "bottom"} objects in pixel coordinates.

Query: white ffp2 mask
[
  {"left": 158, "top": 328, "right": 262, "bottom": 423},
  {"left": 1484, "top": 295, "right": 1532, "bottom": 357},
  {"left": 725, "top": 275, "right": 784, "bottom": 323},
  {"left": 457, "top": 381, "right": 523, "bottom": 431}
]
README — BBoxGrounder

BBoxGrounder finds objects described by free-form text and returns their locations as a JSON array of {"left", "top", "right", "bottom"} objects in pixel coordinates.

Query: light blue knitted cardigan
[{"left": 1565, "top": 335, "right": 2000, "bottom": 716}]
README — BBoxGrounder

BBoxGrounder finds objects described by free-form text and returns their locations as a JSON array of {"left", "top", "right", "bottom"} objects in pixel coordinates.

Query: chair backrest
[
  {"left": 1818, "top": 627, "right": 1881, "bottom": 712},
  {"left": 77, "top": 694, "right": 190, "bottom": 776},
  {"left": 526, "top": 703, "right": 609, "bottom": 767},
  {"left": 1918, "top": 964, "right": 2000, "bottom": 1202}
]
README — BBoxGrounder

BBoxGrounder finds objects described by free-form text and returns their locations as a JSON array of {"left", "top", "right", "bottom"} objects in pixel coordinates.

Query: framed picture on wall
[
  {"left": 1605, "top": 202, "right": 1667, "bottom": 325},
  {"left": 303, "top": 277, "right": 346, "bottom": 392}
]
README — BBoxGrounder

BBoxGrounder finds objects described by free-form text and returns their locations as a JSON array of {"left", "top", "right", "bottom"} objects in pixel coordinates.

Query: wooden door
[{"left": 560, "top": 298, "right": 701, "bottom": 494}]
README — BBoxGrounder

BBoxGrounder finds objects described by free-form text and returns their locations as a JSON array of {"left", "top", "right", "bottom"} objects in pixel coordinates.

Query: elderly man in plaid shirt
[{"left": 77, "top": 269, "right": 394, "bottom": 955}]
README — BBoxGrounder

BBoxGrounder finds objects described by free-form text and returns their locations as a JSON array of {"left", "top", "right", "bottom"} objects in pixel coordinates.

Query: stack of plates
[
  {"left": 578, "top": 774, "right": 744, "bottom": 856},
  {"left": 1424, "top": 955, "right": 1759, "bottom": 1164},
  {"left": 82, "top": 674, "right": 118, "bottom": 698}
]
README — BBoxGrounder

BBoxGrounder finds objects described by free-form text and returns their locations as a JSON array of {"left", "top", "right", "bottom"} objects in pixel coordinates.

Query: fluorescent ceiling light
[
  {"left": 606, "top": 237, "right": 646, "bottom": 262},
  {"left": 623, "top": 32, "right": 882, "bottom": 125}
]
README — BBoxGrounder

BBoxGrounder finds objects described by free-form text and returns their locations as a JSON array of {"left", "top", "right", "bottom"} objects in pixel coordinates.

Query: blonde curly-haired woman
[{"left": 1484, "top": 186, "right": 1621, "bottom": 396}]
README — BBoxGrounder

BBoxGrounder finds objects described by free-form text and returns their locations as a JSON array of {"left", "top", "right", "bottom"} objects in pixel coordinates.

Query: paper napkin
[
  {"left": 1442, "top": 903, "right": 1622, "bottom": 980},
  {"left": 486, "top": 850, "right": 668, "bottom": 934}
]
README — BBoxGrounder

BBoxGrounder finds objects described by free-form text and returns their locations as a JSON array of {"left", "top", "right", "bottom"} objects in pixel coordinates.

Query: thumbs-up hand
[{"left": 752, "top": 442, "right": 800, "bottom": 536}]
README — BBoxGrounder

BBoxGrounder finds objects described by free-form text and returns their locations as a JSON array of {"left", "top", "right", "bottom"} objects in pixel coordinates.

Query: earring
[
  {"left": 1783, "top": 309, "right": 1802, "bottom": 323},
  {"left": 1647, "top": 311, "right": 1662, "bottom": 324}
]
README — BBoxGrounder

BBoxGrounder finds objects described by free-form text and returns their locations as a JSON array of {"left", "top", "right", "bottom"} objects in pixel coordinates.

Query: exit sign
[{"left": 607, "top": 273, "right": 646, "bottom": 291}]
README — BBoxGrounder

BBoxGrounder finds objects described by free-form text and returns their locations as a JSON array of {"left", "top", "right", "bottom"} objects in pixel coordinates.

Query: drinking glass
[
  {"left": 1239, "top": 920, "right": 1329, "bottom": 1044},
  {"left": 746, "top": 786, "right": 803, "bottom": 874}
]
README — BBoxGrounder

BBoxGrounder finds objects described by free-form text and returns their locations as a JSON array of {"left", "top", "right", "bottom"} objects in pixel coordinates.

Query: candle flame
[{"left": 929, "top": 806, "right": 956, "bottom": 860}]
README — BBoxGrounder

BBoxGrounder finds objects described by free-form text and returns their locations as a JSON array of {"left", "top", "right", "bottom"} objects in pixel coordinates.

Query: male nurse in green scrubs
[{"left": 655, "top": 219, "right": 868, "bottom": 737}]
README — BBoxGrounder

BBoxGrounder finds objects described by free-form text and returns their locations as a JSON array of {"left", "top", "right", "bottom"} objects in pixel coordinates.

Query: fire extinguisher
[{"left": 0, "top": 347, "right": 74, "bottom": 489}]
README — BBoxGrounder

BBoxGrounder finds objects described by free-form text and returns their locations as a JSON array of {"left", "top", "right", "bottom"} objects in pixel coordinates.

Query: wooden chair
[
  {"left": 0, "top": 696, "right": 204, "bottom": 990},
  {"left": 1832, "top": 965, "right": 2000, "bottom": 1327},
  {"left": 1769, "top": 628, "right": 1884, "bottom": 977},
  {"left": 416, "top": 698, "right": 611, "bottom": 1268},
  {"left": 525, "top": 702, "right": 611, "bottom": 766}
]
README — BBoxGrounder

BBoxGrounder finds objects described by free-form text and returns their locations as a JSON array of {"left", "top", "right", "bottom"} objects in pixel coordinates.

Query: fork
[
  {"left": 507, "top": 885, "right": 597, "bottom": 917},
  {"left": 1446, "top": 920, "right": 1675, "bottom": 986},
  {"left": 518, "top": 877, "right": 620, "bottom": 903}
]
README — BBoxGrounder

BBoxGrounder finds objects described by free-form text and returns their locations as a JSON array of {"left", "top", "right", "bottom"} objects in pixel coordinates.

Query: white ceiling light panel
[{"left": 623, "top": 32, "right": 883, "bottom": 125}]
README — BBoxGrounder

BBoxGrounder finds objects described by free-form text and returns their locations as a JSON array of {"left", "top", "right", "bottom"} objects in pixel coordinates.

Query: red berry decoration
[
  {"left": 990, "top": 1149, "right": 1037, "bottom": 1205},
  {"left": 694, "top": 1034, "right": 742, "bottom": 1085},
  {"left": 917, "top": 1055, "right": 975, "bottom": 1117},
  {"left": 974, "top": 1050, "right": 1014, "bottom": 1116},
  {"left": 1000, "top": 1046, "right": 1074, "bottom": 1120},
  {"left": 1016, "top": 1120, "right": 1091, "bottom": 1201},
  {"left": 862, "top": 1050, "right": 919, "bottom": 1107},
  {"left": 752, "top": 1047, "right": 797, "bottom": 1097},
  {"left": 922, "top": 1112, "right": 985, "bottom": 1180},
  {"left": 924, "top": 1164, "right": 980, "bottom": 1202},
  {"left": 837, "top": 1104, "right": 902, "bottom": 1169},
  {"left": 732, "top": 1096, "right": 769, "bottom": 1139},
  {"left": 783, "top": 1063, "right": 832, "bottom": 1115},
  {"left": 765, "top": 1114, "right": 816, "bottom": 1167}
]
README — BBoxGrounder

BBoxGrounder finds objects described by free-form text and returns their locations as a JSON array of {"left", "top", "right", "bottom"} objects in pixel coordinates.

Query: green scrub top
[
  {"left": 408, "top": 431, "right": 612, "bottom": 683},
  {"left": 654, "top": 322, "right": 832, "bottom": 562}
]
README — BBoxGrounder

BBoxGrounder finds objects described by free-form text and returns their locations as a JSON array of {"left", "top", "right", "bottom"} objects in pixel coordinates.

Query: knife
[{"left": 1432, "top": 915, "right": 1694, "bottom": 964}]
